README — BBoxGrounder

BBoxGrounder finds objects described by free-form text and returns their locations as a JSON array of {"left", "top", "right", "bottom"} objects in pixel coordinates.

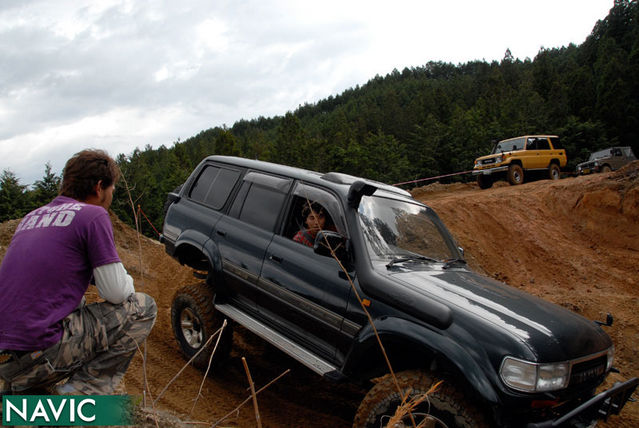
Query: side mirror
[
  {"left": 458, "top": 246, "right": 465, "bottom": 258},
  {"left": 167, "top": 192, "right": 181, "bottom": 205},
  {"left": 314, "top": 230, "right": 347, "bottom": 260}
]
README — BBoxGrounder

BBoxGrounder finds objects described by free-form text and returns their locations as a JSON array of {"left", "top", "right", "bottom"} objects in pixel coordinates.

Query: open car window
[{"left": 283, "top": 183, "right": 347, "bottom": 242}]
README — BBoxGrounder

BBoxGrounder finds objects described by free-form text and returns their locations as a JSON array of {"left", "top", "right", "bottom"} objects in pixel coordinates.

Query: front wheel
[
  {"left": 476, "top": 174, "right": 493, "bottom": 189},
  {"left": 171, "top": 282, "right": 233, "bottom": 371},
  {"left": 548, "top": 164, "right": 561, "bottom": 180},
  {"left": 507, "top": 164, "right": 524, "bottom": 185},
  {"left": 600, "top": 165, "right": 612, "bottom": 173},
  {"left": 353, "top": 370, "right": 488, "bottom": 428}
]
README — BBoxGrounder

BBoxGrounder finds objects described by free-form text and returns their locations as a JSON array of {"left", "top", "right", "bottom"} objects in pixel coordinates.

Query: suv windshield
[
  {"left": 358, "top": 195, "right": 458, "bottom": 263},
  {"left": 492, "top": 137, "right": 525, "bottom": 154}
]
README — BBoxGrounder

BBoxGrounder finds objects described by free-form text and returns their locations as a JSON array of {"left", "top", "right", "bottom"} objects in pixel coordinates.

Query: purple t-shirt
[{"left": 0, "top": 196, "right": 120, "bottom": 350}]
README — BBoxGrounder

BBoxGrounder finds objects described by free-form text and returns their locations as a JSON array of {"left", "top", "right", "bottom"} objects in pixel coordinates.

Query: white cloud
[{"left": 0, "top": 0, "right": 612, "bottom": 186}]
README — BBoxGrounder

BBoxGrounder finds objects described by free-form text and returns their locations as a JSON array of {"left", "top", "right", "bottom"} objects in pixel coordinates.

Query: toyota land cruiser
[
  {"left": 473, "top": 135, "right": 567, "bottom": 189},
  {"left": 161, "top": 156, "right": 636, "bottom": 427}
]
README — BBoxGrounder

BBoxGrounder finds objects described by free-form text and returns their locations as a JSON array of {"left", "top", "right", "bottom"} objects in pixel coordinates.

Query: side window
[
  {"left": 230, "top": 172, "right": 292, "bottom": 232},
  {"left": 284, "top": 183, "right": 346, "bottom": 247},
  {"left": 526, "top": 138, "right": 536, "bottom": 150},
  {"left": 189, "top": 165, "right": 241, "bottom": 210},
  {"left": 613, "top": 148, "right": 622, "bottom": 157},
  {"left": 536, "top": 138, "right": 550, "bottom": 150},
  {"left": 190, "top": 166, "right": 220, "bottom": 203},
  {"left": 550, "top": 137, "right": 562, "bottom": 149}
]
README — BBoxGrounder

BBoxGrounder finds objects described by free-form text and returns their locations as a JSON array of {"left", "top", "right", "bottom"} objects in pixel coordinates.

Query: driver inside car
[{"left": 293, "top": 202, "right": 327, "bottom": 247}]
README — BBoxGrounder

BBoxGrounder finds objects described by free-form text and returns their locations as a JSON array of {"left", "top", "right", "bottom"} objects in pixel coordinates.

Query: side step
[{"left": 215, "top": 304, "right": 338, "bottom": 377}]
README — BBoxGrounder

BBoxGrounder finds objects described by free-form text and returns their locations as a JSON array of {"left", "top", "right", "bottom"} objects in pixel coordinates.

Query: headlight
[
  {"left": 500, "top": 357, "right": 569, "bottom": 392},
  {"left": 494, "top": 156, "right": 502, "bottom": 163}
]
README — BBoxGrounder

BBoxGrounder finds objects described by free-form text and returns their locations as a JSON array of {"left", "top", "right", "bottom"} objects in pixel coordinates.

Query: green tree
[
  {"left": 0, "top": 170, "right": 30, "bottom": 222},
  {"left": 274, "top": 112, "right": 306, "bottom": 167},
  {"left": 32, "top": 162, "right": 61, "bottom": 206}
]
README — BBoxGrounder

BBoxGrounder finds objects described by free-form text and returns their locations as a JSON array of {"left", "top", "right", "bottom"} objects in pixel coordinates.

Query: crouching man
[{"left": 0, "top": 149, "right": 157, "bottom": 395}]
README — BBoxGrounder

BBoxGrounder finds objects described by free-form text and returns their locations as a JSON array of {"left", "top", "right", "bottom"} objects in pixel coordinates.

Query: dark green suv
[{"left": 161, "top": 156, "right": 637, "bottom": 427}]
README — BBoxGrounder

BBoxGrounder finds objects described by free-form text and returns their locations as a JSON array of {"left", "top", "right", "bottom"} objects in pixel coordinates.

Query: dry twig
[
  {"left": 242, "top": 358, "right": 262, "bottom": 428},
  {"left": 211, "top": 369, "right": 291, "bottom": 428},
  {"left": 384, "top": 381, "right": 443, "bottom": 428},
  {"left": 190, "top": 319, "right": 228, "bottom": 415},
  {"left": 129, "top": 334, "right": 160, "bottom": 428},
  {"left": 119, "top": 172, "right": 149, "bottom": 406},
  {"left": 306, "top": 196, "right": 418, "bottom": 427},
  {"left": 153, "top": 324, "right": 224, "bottom": 406}
]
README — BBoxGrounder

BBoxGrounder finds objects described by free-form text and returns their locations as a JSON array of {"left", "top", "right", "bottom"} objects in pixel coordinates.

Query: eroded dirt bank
[{"left": 1, "top": 163, "right": 637, "bottom": 427}]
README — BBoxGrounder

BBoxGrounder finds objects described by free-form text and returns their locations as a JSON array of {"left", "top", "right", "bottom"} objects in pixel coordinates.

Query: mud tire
[
  {"left": 171, "top": 282, "right": 232, "bottom": 371},
  {"left": 601, "top": 165, "right": 612, "bottom": 173},
  {"left": 353, "top": 370, "right": 488, "bottom": 428},
  {"left": 548, "top": 164, "right": 561, "bottom": 180},
  {"left": 476, "top": 174, "right": 493, "bottom": 189},
  {"left": 507, "top": 164, "right": 524, "bottom": 185}
]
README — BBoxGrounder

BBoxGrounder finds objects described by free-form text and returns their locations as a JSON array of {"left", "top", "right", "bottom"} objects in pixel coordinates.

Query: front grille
[
  {"left": 569, "top": 355, "right": 607, "bottom": 386},
  {"left": 482, "top": 158, "right": 496, "bottom": 165}
]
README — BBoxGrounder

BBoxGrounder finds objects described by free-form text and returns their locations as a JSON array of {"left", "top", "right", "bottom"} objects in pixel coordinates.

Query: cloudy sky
[{"left": 0, "top": 0, "right": 612, "bottom": 186}]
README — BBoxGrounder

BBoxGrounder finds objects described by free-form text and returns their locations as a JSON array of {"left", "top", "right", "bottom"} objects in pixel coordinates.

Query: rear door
[
  {"left": 213, "top": 172, "right": 292, "bottom": 314},
  {"left": 611, "top": 148, "right": 624, "bottom": 170},
  {"left": 259, "top": 183, "right": 354, "bottom": 364}
]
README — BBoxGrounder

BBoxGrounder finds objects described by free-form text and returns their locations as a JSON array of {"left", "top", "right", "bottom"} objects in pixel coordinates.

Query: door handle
[
  {"left": 269, "top": 255, "right": 283, "bottom": 263},
  {"left": 216, "top": 230, "right": 227, "bottom": 237}
]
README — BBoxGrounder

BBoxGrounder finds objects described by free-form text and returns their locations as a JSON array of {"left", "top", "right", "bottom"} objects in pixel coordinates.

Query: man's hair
[
  {"left": 60, "top": 149, "right": 120, "bottom": 201},
  {"left": 302, "top": 201, "right": 325, "bottom": 217}
]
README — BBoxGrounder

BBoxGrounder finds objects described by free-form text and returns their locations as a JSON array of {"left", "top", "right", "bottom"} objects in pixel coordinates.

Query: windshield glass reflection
[{"left": 358, "top": 195, "right": 457, "bottom": 262}]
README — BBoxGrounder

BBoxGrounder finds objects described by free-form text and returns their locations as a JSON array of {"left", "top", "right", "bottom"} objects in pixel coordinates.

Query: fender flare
[
  {"left": 344, "top": 316, "right": 500, "bottom": 404},
  {"left": 175, "top": 230, "right": 223, "bottom": 274}
]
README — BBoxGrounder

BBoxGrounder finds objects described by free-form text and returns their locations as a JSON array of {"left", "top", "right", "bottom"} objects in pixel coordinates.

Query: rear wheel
[
  {"left": 171, "top": 282, "right": 232, "bottom": 371},
  {"left": 353, "top": 370, "right": 488, "bottom": 428},
  {"left": 476, "top": 174, "right": 493, "bottom": 189},
  {"left": 548, "top": 164, "right": 560, "bottom": 180},
  {"left": 507, "top": 164, "right": 524, "bottom": 185}
]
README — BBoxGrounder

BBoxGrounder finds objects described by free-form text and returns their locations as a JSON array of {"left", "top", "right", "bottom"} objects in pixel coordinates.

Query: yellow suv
[{"left": 472, "top": 135, "right": 567, "bottom": 189}]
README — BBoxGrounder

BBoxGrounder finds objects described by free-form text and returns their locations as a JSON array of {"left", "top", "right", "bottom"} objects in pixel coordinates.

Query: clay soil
[{"left": 1, "top": 163, "right": 638, "bottom": 427}]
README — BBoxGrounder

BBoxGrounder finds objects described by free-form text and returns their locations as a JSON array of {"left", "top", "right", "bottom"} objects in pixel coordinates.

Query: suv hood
[
  {"left": 577, "top": 158, "right": 608, "bottom": 168},
  {"left": 383, "top": 265, "right": 611, "bottom": 362},
  {"left": 475, "top": 151, "right": 515, "bottom": 162}
]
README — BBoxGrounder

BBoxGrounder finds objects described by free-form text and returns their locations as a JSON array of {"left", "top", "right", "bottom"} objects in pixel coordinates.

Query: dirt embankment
[{"left": 1, "top": 162, "right": 637, "bottom": 427}]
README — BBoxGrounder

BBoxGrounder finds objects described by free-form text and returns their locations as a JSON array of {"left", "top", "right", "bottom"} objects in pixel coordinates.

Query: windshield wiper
[
  {"left": 386, "top": 256, "right": 437, "bottom": 269},
  {"left": 443, "top": 258, "right": 467, "bottom": 269}
]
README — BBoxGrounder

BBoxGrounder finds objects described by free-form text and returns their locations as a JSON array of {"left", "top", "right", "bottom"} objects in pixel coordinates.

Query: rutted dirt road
[{"left": 1, "top": 163, "right": 637, "bottom": 427}]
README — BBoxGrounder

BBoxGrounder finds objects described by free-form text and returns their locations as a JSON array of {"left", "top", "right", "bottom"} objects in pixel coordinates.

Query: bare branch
[
  {"left": 190, "top": 319, "right": 228, "bottom": 415},
  {"left": 154, "top": 324, "right": 225, "bottom": 406},
  {"left": 211, "top": 369, "right": 290, "bottom": 428},
  {"left": 242, "top": 358, "right": 262, "bottom": 428}
]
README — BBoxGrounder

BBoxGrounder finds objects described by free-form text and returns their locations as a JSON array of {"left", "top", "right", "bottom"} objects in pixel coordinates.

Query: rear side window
[
  {"left": 536, "top": 138, "right": 550, "bottom": 150},
  {"left": 550, "top": 137, "right": 562, "bottom": 149},
  {"left": 230, "top": 172, "right": 292, "bottom": 232},
  {"left": 189, "top": 165, "right": 241, "bottom": 210}
]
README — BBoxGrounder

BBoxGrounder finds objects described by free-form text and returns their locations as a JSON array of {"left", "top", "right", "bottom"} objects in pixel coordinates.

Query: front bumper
[
  {"left": 526, "top": 377, "right": 638, "bottom": 427},
  {"left": 472, "top": 165, "right": 509, "bottom": 175},
  {"left": 576, "top": 164, "right": 598, "bottom": 175}
]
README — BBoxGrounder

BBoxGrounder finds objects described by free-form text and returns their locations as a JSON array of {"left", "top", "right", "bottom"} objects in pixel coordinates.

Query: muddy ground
[{"left": 1, "top": 163, "right": 637, "bottom": 427}]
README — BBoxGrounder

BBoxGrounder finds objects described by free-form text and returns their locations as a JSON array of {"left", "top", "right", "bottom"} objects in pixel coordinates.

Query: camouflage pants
[{"left": 0, "top": 292, "right": 157, "bottom": 395}]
